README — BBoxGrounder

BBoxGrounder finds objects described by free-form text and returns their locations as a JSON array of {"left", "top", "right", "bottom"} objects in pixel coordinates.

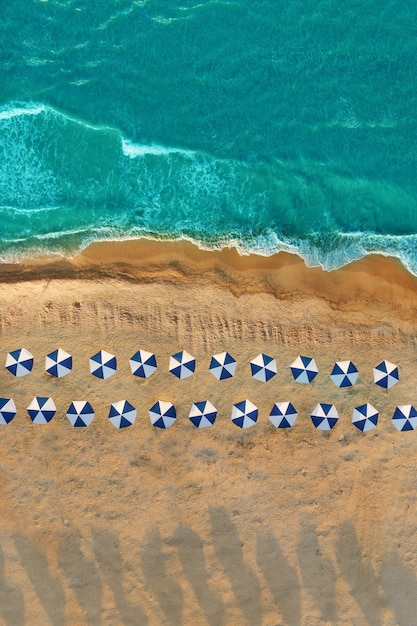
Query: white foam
[
  {"left": 121, "top": 139, "right": 195, "bottom": 159},
  {"left": 0, "top": 103, "right": 47, "bottom": 121},
  {"left": 0, "top": 205, "right": 60, "bottom": 215}
]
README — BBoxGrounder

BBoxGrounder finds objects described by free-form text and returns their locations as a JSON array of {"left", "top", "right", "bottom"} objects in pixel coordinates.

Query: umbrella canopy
[
  {"left": 149, "top": 401, "right": 177, "bottom": 429},
  {"left": 374, "top": 360, "right": 399, "bottom": 389},
  {"left": 45, "top": 348, "right": 73, "bottom": 378},
  {"left": 189, "top": 400, "right": 217, "bottom": 428},
  {"left": 0, "top": 398, "right": 17, "bottom": 425},
  {"left": 209, "top": 352, "right": 237, "bottom": 380},
  {"left": 89, "top": 350, "right": 117, "bottom": 379},
  {"left": 311, "top": 403, "right": 339, "bottom": 430},
  {"left": 129, "top": 349, "right": 157, "bottom": 378},
  {"left": 231, "top": 400, "right": 258, "bottom": 429},
  {"left": 5, "top": 348, "right": 34, "bottom": 377},
  {"left": 392, "top": 405, "right": 417, "bottom": 431},
  {"left": 108, "top": 400, "right": 137, "bottom": 428},
  {"left": 330, "top": 360, "right": 358, "bottom": 387},
  {"left": 250, "top": 353, "right": 277, "bottom": 382},
  {"left": 352, "top": 403, "right": 379, "bottom": 432},
  {"left": 290, "top": 356, "right": 318, "bottom": 384},
  {"left": 27, "top": 396, "right": 56, "bottom": 424},
  {"left": 66, "top": 401, "right": 95, "bottom": 427},
  {"left": 169, "top": 350, "right": 196, "bottom": 380},
  {"left": 269, "top": 402, "right": 298, "bottom": 428}
]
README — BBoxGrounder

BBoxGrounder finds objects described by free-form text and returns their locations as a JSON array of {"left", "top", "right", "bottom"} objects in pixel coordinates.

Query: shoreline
[{"left": 1, "top": 236, "right": 417, "bottom": 310}]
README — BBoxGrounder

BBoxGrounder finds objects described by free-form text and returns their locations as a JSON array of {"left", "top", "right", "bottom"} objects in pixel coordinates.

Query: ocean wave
[
  {"left": 0, "top": 205, "right": 61, "bottom": 215},
  {"left": 0, "top": 103, "right": 48, "bottom": 120},
  {"left": 121, "top": 139, "right": 195, "bottom": 158},
  {"left": 1, "top": 101, "right": 417, "bottom": 275}
]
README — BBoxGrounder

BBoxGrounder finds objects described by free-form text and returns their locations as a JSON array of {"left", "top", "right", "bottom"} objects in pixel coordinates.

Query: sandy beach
[{"left": 0, "top": 238, "right": 417, "bottom": 625}]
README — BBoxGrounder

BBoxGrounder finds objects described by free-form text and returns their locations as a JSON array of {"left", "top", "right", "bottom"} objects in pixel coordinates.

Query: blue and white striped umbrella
[
  {"left": 45, "top": 348, "right": 73, "bottom": 378},
  {"left": 89, "top": 350, "right": 117, "bottom": 379},
  {"left": 66, "top": 401, "right": 95, "bottom": 427},
  {"left": 392, "top": 405, "right": 417, "bottom": 431},
  {"left": 374, "top": 360, "right": 399, "bottom": 389},
  {"left": 169, "top": 350, "right": 196, "bottom": 379},
  {"left": 108, "top": 400, "right": 137, "bottom": 428},
  {"left": 189, "top": 400, "right": 217, "bottom": 428},
  {"left": 27, "top": 397, "right": 56, "bottom": 424},
  {"left": 311, "top": 403, "right": 339, "bottom": 430},
  {"left": 231, "top": 400, "right": 258, "bottom": 429},
  {"left": 5, "top": 348, "right": 34, "bottom": 377},
  {"left": 290, "top": 356, "right": 318, "bottom": 384},
  {"left": 352, "top": 403, "right": 379, "bottom": 432},
  {"left": 0, "top": 398, "right": 17, "bottom": 425},
  {"left": 149, "top": 401, "right": 177, "bottom": 429},
  {"left": 209, "top": 352, "right": 237, "bottom": 380},
  {"left": 269, "top": 402, "right": 298, "bottom": 428},
  {"left": 129, "top": 349, "right": 157, "bottom": 379},
  {"left": 330, "top": 360, "right": 358, "bottom": 387},
  {"left": 250, "top": 353, "right": 277, "bottom": 382}
]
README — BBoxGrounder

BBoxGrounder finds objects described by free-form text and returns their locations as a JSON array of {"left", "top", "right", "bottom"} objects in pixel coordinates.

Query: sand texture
[{"left": 0, "top": 240, "right": 417, "bottom": 625}]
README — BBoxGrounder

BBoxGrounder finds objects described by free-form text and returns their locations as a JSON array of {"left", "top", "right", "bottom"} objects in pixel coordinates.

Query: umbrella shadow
[
  {"left": 378, "top": 546, "right": 417, "bottom": 626},
  {"left": 296, "top": 523, "right": 338, "bottom": 625},
  {"left": 334, "top": 521, "right": 383, "bottom": 626},
  {"left": 13, "top": 533, "right": 65, "bottom": 626},
  {"left": 173, "top": 523, "right": 225, "bottom": 626},
  {"left": 92, "top": 529, "right": 148, "bottom": 626},
  {"left": 209, "top": 506, "right": 262, "bottom": 626},
  {"left": 57, "top": 530, "right": 102, "bottom": 625},
  {"left": 256, "top": 531, "right": 301, "bottom": 626},
  {"left": 140, "top": 527, "right": 184, "bottom": 626},
  {"left": 0, "top": 542, "right": 25, "bottom": 626}
]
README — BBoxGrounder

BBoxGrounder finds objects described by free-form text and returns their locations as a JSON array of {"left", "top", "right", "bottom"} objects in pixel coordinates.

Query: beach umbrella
[
  {"left": 129, "top": 349, "right": 157, "bottom": 378},
  {"left": 330, "top": 360, "right": 358, "bottom": 388},
  {"left": 89, "top": 350, "right": 117, "bottom": 379},
  {"left": 189, "top": 400, "right": 217, "bottom": 428},
  {"left": 169, "top": 350, "right": 196, "bottom": 379},
  {"left": 108, "top": 400, "right": 137, "bottom": 428},
  {"left": 231, "top": 400, "right": 258, "bottom": 429},
  {"left": 290, "top": 356, "right": 318, "bottom": 384},
  {"left": 209, "top": 352, "right": 237, "bottom": 380},
  {"left": 27, "top": 396, "right": 56, "bottom": 424},
  {"left": 250, "top": 353, "right": 277, "bottom": 382},
  {"left": 0, "top": 398, "right": 17, "bottom": 425},
  {"left": 5, "top": 348, "right": 34, "bottom": 377},
  {"left": 352, "top": 403, "right": 379, "bottom": 432},
  {"left": 149, "top": 401, "right": 176, "bottom": 429},
  {"left": 392, "top": 405, "right": 417, "bottom": 431},
  {"left": 311, "top": 403, "right": 339, "bottom": 430},
  {"left": 269, "top": 402, "right": 298, "bottom": 428},
  {"left": 45, "top": 348, "right": 72, "bottom": 378},
  {"left": 66, "top": 401, "right": 95, "bottom": 427},
  {"left": 374, "top": 360, "right": 399, "bottom": 389}
]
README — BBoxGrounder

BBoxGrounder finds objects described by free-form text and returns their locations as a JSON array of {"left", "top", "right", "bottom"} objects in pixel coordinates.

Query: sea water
[{"left": 1, "top": 0, "right": 417, "bottom": 272}]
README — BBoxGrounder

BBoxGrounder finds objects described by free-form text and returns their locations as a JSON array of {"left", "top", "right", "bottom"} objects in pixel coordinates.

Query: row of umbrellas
[
  {"left": 0, "top": 397, "right": 415, "bottom": 432},
  {"left": 5, "top": 349, "right": 400, "bottom": 389}
]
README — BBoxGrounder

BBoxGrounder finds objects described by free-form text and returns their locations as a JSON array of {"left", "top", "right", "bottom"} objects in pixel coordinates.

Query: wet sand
[{"left": 0, "top": 238, "right": 416, "bottom": 625}]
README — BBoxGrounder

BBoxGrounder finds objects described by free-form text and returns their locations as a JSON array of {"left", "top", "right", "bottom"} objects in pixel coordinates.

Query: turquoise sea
[{"left": 1, "top": 0, "right": 417, "bottom": 271}]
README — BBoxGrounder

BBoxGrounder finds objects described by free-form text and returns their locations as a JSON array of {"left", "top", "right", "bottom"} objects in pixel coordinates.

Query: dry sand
[{"left": 0, "top": 239, "right": 417, "bottom": 625}]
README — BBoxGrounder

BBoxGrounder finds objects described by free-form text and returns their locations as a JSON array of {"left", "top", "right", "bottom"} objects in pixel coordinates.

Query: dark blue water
[{"left": 1, "top": 1, "right": 417, "bottom": 272}]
